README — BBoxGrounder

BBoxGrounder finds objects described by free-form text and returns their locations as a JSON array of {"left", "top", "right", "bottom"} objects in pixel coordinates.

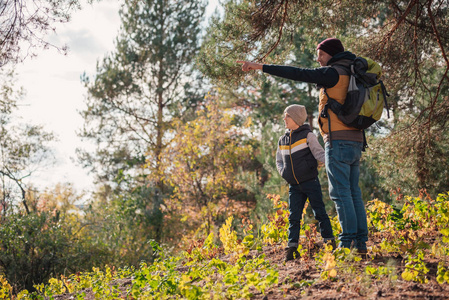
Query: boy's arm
[
  {"left": 307, "top": 132, "right": 325, "bottom": 164},
  {"left": 276, "top": 146, "right": 284, "bottom": 175}
]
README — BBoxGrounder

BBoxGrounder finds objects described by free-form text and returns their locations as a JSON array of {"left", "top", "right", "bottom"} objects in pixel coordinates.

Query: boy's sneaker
[
  {"left": 285, "top": 247, "right": 300, "bottom": 262},
  {"left": 325, "top": 239, "right": 336, "bottom": 250}
]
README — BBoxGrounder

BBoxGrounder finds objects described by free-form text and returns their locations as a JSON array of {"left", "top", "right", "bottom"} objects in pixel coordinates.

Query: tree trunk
[{"left": 416, "top": 138, "right": 428, "bottom": 189}]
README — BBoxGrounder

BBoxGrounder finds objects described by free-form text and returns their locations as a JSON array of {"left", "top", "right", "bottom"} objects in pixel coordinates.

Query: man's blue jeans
[
  {"left": 325, "top": 140, "right": 368, "bottom": 250},
  {"left": 288, "top": 177, "right": 334, "bottom": 248}
]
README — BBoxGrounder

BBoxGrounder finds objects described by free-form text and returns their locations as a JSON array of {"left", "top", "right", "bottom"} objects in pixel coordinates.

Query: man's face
[
  {"left": 283, "top": 113, "right": 299, "bottom": 130},
  {"left": 317, "top": 49, "right": 332, "bottom": 67}
]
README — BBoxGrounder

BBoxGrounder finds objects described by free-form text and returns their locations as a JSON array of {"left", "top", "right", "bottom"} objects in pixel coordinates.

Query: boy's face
[{"left": 283, "top": 113, "right": 299, "bottom": 130}]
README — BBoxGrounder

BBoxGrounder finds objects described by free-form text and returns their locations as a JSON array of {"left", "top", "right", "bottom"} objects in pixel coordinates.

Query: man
[{"left": 237, "top": 38, "right": 368, "bottom": 253}]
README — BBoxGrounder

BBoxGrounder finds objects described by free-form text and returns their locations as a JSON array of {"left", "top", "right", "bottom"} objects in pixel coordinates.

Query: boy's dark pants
[{"left": 288, "top": 177, "right": 334, "bottom": 248}]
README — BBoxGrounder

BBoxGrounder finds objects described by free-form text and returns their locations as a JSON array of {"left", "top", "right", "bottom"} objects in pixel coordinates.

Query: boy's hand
[{"left": 236, "top": 60, "right": 263, "bottom": 72}]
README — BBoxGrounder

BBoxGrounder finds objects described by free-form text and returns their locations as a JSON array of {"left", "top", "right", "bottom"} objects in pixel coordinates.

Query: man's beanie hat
[
  {"left": 284, "top": 104, "right": 307, "bottom": 126},
  {"left": 316, "top": 38, "right": 344, "bottom": 57}
]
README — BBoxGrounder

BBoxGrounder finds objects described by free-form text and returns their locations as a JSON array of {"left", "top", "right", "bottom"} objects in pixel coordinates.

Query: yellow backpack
[{"left": 326, "top": 57, "right": 390, "bottom": 130}]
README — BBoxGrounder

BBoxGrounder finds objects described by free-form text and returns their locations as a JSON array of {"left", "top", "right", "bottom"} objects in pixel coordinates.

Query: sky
[{"left": 15, "top": 0, "right": 218, "bottom": 193}]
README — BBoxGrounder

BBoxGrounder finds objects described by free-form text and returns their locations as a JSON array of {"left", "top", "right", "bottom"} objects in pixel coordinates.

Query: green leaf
[
  {"left": 401, "top": 271, "right": 414, "bottom": 281},
  {"left": 440, "top": 228, "right": 449, "bottom": 236}
]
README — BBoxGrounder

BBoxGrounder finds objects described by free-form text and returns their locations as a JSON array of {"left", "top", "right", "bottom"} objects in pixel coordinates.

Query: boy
[{"left": 276, "top": 104, "right": 335, "bottom": 261}]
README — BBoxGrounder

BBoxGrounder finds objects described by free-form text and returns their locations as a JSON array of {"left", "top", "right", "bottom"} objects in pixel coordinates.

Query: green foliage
[
  {"left": 10, "top": 225, "right": 278, "bottom": 299},
  {"left": 184, "top": 233, "right": 220, "bottom": 263},
  {"left": 236, "top": 120, "right": 288, "bottom": 227},
  {"left": 25, "top": 265, "right": 133, "bottom": 300},
  {"left": 0, "top": 275, "right": 12, "bottom": 299},
  {"left": 153, "top": 96, "right": 255, "bottom": 242},
  {"left": 401, "top": 250, "right": 429, "bottom": 284},
  {"left": 6, "top": 191, "right": 449, "bottom": 299},
  {"left": 316, "top": 246, "right": 363, "bottom": 281},
  {"left": 437, "top": 263, "right": 449, "bottom": 284},
  {"left": 366, "top": 192, "right": 449, "bottom": 263},
  {"left": 368, "top": 124, "right": 449, "bottom": 198},
  {"left": 0, "top": 182, "right": 164, "bottom": 295},
  {"left": 157, "top": 98, "right": 253, "bottom": 205},
  {"left": 198, "top": 0, "right": 257, "bottom": 83},
  {"left": 315, "top": 192, "right": 449, "bottom": 286},
  {"left": 0, "top": 210, "right": 81, "bottom": 292},
  {"left": 366, "top": 193, "right": 449, "bottom": 256},
  {"left": 80, "top": 186, "right": 160, "bottom": 267},
  {"left": 260, "top": 194, "right": 289, "bottom": 245},
  {"left": 128, "top": 253, "right": 278, "bottom": 299},
  {"left": 365, "top": 264, "right": 398, "bottom": 281},
  {"left": 367, "top": 192, "right": 449, "bottom": 233}
]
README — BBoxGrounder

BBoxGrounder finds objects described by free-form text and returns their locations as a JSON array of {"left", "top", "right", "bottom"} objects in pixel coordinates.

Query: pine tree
[{"left": 79, "top": 0, "right": 206, "bottom": 190}]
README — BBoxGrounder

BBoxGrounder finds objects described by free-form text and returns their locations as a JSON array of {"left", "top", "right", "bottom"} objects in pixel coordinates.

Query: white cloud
[{"left": 15, "top": 0, "right": 121, "bottom": 192}]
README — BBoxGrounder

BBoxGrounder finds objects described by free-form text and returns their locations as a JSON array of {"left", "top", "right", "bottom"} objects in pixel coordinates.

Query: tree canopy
[
  {"left": 0, "top": 0, "right": 90, "bottom": 66},
  {"left": 199, "top": 0, "right": 449, "bottom": 196}
]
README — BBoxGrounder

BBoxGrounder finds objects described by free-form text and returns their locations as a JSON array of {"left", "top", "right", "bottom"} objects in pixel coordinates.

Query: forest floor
[
  {"left": 251, "top": 242, "right": 449, "bottom": 299},
  {"left": 54, "top": 235, "right": 449, "bottom": 300}
]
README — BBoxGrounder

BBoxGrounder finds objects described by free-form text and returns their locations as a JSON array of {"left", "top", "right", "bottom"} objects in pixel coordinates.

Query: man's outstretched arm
[{"left": 237, "top": 60, "right": 339, "bottom": 88}]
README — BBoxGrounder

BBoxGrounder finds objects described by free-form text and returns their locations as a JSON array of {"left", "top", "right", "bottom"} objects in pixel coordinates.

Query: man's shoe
[
  {"left": 285, "top": 247, "right": 300, "bottom": 262},
  {"left": 357, "top": 248, "right": 368, "bottom": 258}
]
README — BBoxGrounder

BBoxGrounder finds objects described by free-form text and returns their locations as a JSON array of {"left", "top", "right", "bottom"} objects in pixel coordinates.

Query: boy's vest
[
  {"left": 278, "top": 125, "right": 318, "bottom": 185},
  {"left": 318, "top": 59, "right": 363, "bottom": 143}
]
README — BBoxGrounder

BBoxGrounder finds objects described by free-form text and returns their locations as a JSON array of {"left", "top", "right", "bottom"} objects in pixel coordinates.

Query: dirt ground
[{"left": 250, "top": 243, "right": 449, "bottom": 300}]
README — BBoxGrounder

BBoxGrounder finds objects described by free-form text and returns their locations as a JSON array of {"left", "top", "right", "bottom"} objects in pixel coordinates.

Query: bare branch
[
  {"left": 258, "top": 0, "right": 289, "bottom": 62},
  {"left": 378, "top": 0, "right": 418, "bottom": 56}
]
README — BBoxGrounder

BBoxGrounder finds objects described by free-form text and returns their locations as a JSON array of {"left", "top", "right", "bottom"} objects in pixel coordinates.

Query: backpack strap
[
  {"left": 327, "top": 96, "right": 344, "bottom": 115},
  {"left": 331, "top": 64, "right": 351, "bottom": 76},
  {"left": 323, "top": 84, "right": 369, "bottom": 151},
  {"left": 319, "top": 64, "right": 350, "bottom": 149},
  {"left": 379, "top": 80, "right": 390, "bottom": 118},
  {"left": 362, "top": 130, "right": 367, "bottom": 152},
  {"left": 321, "top": 89, "right": 333, "bottom": 148}
]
